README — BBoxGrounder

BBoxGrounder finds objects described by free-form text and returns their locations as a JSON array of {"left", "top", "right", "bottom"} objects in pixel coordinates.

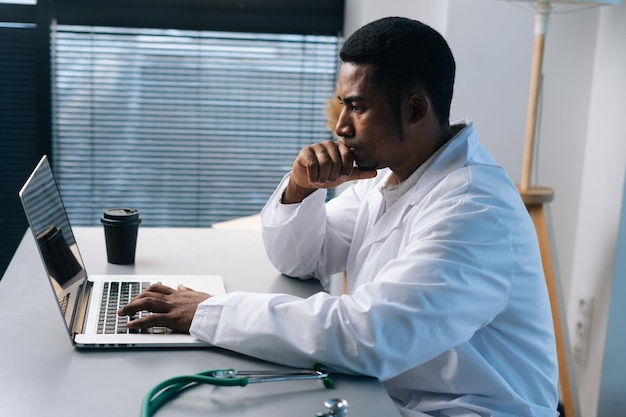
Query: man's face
[{"left": 334, "top": 62, "right": 407, "bottom": 172}]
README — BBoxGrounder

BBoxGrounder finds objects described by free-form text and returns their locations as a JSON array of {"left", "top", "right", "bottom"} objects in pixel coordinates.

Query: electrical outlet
[{"left": 572, "top": 294, "right": 594, "bottom": 368}]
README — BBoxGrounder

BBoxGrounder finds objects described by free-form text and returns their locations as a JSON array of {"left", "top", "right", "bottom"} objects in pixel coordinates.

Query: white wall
[
  {"left": 568, "top": 3, "right": 626, "bottom": 416},
  {"left": 343, "top": 1, "right": 626, "bottom": 416},
  {"left": 597, "top": 180, "right": 626, "bottom": 416}
]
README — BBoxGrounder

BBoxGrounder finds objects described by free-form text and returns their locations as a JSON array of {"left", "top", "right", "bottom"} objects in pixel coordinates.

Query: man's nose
[{"left": 334, "top": 109, "right": 354, "bottom": 138}]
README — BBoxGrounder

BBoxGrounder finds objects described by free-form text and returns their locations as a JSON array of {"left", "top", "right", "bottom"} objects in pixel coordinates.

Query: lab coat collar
[
  {"left": 408, "top": 119, "right": 478, "bottom": 205},
  {"left": 357, "top": 120, "right": 479, "bottom": 251}
]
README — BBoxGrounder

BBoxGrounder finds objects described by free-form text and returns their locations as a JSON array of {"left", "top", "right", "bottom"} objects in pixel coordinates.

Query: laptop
[{"left": 19, "top": 155, "right": 225, "bottom": 348}]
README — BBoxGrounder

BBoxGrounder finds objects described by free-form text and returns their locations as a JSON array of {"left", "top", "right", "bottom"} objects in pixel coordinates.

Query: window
[
  {"left": 52, "top": 24, "right": 340, "bottom": 227},
  {"left": 0, "top": 0, "right": 46, "bottom": 276}
]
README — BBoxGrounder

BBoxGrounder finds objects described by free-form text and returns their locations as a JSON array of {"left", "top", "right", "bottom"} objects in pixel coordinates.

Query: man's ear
[{"left": 408, "top": 93, "right": 430, "bottom": 123}]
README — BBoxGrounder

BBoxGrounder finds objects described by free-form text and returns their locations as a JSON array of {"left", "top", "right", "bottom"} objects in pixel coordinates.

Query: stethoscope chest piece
[{"left": 316, "top": 398, "right": 349, "bottom": 417}]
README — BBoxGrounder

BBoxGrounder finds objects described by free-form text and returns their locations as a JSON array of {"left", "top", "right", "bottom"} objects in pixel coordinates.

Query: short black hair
[{"left": 340, "top": 17, "right": 456, "bottom": 128}]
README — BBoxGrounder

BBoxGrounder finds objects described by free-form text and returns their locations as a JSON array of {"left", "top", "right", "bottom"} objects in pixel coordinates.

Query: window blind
[
  {"left": 51, "top": 24, "right": 340, "bottom": 227},
  {"left": 0, "top": 21, "right": 42, "bottom": 276}
]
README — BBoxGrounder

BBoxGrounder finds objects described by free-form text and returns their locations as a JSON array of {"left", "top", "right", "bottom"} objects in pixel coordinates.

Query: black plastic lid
[{"left": 101, "top": 208, "right": 141, "bottom": 224}]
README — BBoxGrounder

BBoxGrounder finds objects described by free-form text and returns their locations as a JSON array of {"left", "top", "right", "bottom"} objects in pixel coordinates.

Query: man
[{"left": 119, "top": 17, "right": 559, "bottom": 416}]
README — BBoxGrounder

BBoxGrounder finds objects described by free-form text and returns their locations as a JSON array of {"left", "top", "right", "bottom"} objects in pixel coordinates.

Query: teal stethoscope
[{"left": 141, "top": 364, "right": 344, "bottom": 417}]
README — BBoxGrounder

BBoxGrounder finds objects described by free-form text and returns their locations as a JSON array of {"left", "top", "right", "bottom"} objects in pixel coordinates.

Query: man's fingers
[
  {"left": 337, "top": 143, "right": 356, "bottom": 177},
  {"left": 295, "top": 141, "right": 356, "bottom": 186},
  {"left": 118, "top": 296, "right": 169, "bottom": 317},
  {"left": 294, "top": 147, "right": 318, "bottom": 185},
  {"left": 312, "top": 147, "right": 332, "bottom": 183},
  {"left": 177, "top": 284, "right": 193, "bottom": 291},
  {"left": 317, "top": 142, "right": 344, "bottom": 183},
  {"left": 144, "top": 283, "right": 176, "bottom": 295},
  {"left": 125, "top": 314, "right": 160, "bottom": 329},
  {"left": 126, "top": 284, "right": 175, "bottom": 305}
]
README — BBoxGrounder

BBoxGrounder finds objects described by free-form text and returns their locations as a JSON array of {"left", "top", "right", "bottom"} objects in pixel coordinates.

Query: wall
[
  {"left": 343, "top": 1, "right": 626, "bottom": 416},
  {"left": 568, "top": 3, "right": 626, "bottom": 415},
  {"left": 597, "top": 177, "right": 626, "bottom": 416}
]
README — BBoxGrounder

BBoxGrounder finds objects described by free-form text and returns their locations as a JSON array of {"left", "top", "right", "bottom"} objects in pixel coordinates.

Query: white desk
[{"left": 0, "top": 227, "right": 401, "bottom": 417}]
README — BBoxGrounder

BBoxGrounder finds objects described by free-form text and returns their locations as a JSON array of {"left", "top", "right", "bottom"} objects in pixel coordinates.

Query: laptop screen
[{"left": 19, "top": 156, "right": 87, "bottom": 332}]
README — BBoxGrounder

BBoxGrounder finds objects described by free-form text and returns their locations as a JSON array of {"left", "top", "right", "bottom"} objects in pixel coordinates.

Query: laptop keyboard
[{"left": 97, "top": 281, "right": 170, "bottom": 335}]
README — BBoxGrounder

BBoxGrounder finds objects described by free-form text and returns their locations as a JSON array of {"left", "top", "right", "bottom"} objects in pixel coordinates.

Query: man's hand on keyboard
[{"left": 117, "top": 284, "right": 211, "bottom": 333}]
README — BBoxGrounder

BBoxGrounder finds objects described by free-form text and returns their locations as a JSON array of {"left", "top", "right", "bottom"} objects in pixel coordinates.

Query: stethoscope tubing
[{"left": 141, "top": 367, "right": 332, "bottom": 417}]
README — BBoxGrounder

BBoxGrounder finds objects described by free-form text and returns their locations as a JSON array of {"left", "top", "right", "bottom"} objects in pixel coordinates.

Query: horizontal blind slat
[{"left": 53, "top": 25, "right": 339, "bottom": 227}]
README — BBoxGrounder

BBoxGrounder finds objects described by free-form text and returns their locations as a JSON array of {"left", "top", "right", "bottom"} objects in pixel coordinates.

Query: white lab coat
[{"left": 190, "top": 121, "right": 559, "bottom": 417}]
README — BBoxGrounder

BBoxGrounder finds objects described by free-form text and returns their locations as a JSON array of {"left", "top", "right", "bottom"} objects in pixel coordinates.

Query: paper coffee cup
[{"left": 101, "top": 208, "right": 142, "bottom": 264}]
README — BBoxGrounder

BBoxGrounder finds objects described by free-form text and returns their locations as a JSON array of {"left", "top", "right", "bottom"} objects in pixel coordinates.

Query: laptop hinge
[{"left": 71, "top": 280, "right": 92, "bottom": 336}]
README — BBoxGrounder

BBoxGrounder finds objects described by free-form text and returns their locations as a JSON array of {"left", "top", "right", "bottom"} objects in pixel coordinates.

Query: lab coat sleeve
[
  {"left": 191, "top": 182, "right": 517, "bottom": 381},
  {"left": 260, "top": 173, "right": 363, "bottom": 283}
]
